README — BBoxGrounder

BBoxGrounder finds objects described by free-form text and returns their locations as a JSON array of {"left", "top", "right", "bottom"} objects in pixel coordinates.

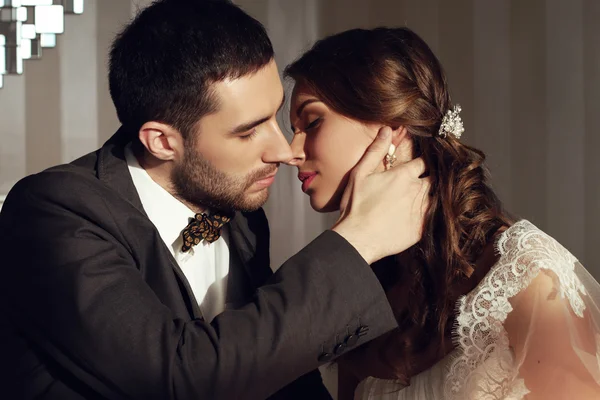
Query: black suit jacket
[{"left": 0, "top": 130, "right": 396, "bottom": 399}]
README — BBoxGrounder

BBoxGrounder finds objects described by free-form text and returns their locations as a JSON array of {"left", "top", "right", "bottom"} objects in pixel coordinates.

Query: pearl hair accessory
[{"left": 438, "top": 104, "right": 465, "bottom": 139}]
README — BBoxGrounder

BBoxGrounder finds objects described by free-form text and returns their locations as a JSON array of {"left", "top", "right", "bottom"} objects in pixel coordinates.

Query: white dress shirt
[{"left": 125, "top": 145, "right": 230, "bottom": 322}]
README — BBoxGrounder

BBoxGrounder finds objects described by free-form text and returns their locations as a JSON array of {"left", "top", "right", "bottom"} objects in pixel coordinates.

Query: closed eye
[
  {"left": 305, "top": 117, "right": 322, "bottom": 131},
  {"left": 239, "top": 128, "right": 258, "bottom": 140},
  {"left": 290, "top": 116, "right": 322, "bottom": 134}
]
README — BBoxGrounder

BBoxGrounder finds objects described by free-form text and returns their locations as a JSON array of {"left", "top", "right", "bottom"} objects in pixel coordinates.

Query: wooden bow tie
[{"left": 181, "top": 212, "right": 232, "bottom": 252}]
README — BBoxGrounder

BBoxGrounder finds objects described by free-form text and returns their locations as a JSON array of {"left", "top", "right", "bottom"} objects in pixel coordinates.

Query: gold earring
[{"left": 385, "top": 144, "right": 397, "bottom": 170}]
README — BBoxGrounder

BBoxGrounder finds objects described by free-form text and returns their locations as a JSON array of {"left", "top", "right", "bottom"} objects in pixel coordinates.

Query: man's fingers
[
  {"left": 352, "top": 126, "right": 393, "bottom": 178},
  {"left": 417, "top": 177, "right": 431, "bottom": 210},
  {"left": 398, "top": 156, "right": 427, "bottom": 179}
]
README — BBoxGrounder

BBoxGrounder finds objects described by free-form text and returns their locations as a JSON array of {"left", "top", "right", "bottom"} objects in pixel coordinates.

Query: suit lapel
[
  {"left": 94, "top": 128, "right": 203, "bottom": 320},
  {"left": 93, "top": 128, "right": 273, "bottom": 319},
  {"left": 228, "top": 210, "right": 273, "bottom": 291},
  {"left": 95, "top": 128, "right": 146, "bottom": 215}
]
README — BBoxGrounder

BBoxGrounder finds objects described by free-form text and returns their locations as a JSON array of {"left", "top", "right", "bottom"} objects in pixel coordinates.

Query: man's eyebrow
[
  {"left": 231, "top": 117, "right": 270, "bottom": 134},
  {"left": 231, "top": 93, "right": 286, "bottom": 134}
]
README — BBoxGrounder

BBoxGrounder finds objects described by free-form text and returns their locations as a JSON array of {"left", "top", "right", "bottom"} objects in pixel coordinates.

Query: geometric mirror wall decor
[{"left": 0, "top": 0, "right": 84, "bottom": 88}]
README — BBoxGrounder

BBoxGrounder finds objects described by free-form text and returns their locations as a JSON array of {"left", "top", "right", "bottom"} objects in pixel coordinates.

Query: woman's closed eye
[{"left": 305, "top": 117, "right": 322, "bottom": 132}]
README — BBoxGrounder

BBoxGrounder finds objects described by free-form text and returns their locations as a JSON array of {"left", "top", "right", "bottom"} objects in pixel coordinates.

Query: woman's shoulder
[
  {"left": 445, "top": 220, "right": 600, "bottom": 399},
  {"left": 461, "top": 219, "right": 582, "bottom": 316},
  {"left": 494, "top": 219, "right": 579, "bottom": 271}
]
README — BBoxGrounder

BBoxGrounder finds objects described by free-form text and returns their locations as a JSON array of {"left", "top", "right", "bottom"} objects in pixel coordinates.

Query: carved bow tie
[{"left": 181, "top": 212, "right": 232, "bottom": 252}]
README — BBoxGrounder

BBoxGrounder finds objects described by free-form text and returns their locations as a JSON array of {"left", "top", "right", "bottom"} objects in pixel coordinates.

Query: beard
[{"left": 171, "top": 144, "right": 276, "bottom": 213}]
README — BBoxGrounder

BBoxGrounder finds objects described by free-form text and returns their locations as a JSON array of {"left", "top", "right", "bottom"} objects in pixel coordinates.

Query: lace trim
[{"left": 444, "top": 220, "right": 586, "bottom": 400}]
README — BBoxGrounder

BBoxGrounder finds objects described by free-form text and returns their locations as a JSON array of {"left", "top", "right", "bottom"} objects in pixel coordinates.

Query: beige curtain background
[
  {"left": 0, "top": 0, "right": 598, "bottom": 398},
  {"left": 1, "top": 1, "right": 597, "bottom": 276},
  {"left": 238, "top": 0, "right": 600, "bottom": 276},
  {"left": 0, "top": 0, "right": 598, "bottom": 272}
]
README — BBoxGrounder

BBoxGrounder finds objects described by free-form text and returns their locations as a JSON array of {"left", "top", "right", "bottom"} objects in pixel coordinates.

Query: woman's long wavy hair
[{"left": 285, "top": 27, "right": 513, "bottom": 382}]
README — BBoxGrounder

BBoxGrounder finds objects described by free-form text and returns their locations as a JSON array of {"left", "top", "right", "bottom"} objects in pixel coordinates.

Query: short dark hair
[{"left": 109, "top": 0, "right": 274, "bottom": 139}]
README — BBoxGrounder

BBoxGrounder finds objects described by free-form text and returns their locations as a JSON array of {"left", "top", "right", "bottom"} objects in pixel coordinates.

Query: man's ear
[{"left": 138, "top": 121, "right": 183, "bottom": 161}]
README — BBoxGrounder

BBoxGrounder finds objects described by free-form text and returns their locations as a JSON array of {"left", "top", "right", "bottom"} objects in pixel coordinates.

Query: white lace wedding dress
[{"left": 354, "top": 220, "right": 600, "bottom": 400}]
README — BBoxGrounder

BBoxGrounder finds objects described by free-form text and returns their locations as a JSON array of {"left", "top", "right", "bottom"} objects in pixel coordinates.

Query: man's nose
[
  {"left": 286, "top": 132, "right": 306, "bottom": 167},
  {"left": 262, "top": 122, "right": 293, "bottom": 164}
]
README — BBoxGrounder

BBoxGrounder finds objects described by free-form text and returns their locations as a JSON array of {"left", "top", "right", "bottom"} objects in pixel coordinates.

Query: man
[{"left": 0, "top": 1, "right": 428, "bottom": 399}]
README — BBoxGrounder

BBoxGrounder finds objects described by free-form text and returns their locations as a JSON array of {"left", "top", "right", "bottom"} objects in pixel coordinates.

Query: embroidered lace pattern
[{"left": 444, "top": 220, "right": 586, "bottom": 399}]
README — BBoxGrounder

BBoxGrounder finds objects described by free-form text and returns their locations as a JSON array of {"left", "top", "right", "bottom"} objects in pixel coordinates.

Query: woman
[{"left": 285, "top": 27, "right": 600, "bottom": 400}]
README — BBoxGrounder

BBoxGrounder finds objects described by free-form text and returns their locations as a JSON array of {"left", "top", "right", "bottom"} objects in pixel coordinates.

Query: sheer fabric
[{"left": 355, "top": 220, "right": 600, "bottom": 400}]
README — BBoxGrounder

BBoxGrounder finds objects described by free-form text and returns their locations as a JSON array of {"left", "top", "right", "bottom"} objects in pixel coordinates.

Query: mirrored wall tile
[
  {"left": 0, "top": 0, "right": 84, "bottom": 88},
  {"left": 20, "top": 22, "right": 34, "bottom": 38},
  {"left": 1, "top": 1, "right": 16, "bottom": 7},
  {"left": 19, "top": 36, "right": 29, "bottom": 58},
  {"left": 34, "top": 5, "right": 63, "bottom": 34},
  {"left": 16, "top": 6, "right": 26, "bottom": 20},
  {"left": 39, "top": 32, "right": 53, "bottom": 47},
  {"left": 56, "top": 0, "right": 82, "bottom": 14},
  {"left": 21, "top": 0, "right": 52, "bottom": 5}
]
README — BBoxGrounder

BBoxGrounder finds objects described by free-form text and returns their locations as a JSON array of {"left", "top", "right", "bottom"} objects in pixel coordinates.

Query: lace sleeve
[
  {"left": 504, "top": 264, "right": 600, "bottom": 399},
  {"left": 445, "top": 221, "right": 600, "bottom": 400}
]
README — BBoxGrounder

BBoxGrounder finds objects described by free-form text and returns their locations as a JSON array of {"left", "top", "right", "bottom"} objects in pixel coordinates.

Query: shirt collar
[{"left": 124, "top": 144, "right": 197, "bottom": 251}]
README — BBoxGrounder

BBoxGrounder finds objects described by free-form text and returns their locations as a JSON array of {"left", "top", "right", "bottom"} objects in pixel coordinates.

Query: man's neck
[{"left": 133, "top": 144, "right": 206, "bottom": 215}]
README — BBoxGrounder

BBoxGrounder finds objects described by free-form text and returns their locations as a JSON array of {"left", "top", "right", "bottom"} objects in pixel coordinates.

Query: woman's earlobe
[{"left": 391, "top": 126, "right": 408, "bottom": 148}]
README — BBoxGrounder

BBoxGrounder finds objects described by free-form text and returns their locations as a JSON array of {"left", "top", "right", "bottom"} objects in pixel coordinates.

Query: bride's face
[{"left": 289, "top": 84, "right": 383, "bottom": 212}]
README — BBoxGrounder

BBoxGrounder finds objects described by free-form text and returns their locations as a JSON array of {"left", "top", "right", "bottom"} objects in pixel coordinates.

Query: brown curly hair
[{"left": 285, "top": 27, "right": 513, "bottom": 382}]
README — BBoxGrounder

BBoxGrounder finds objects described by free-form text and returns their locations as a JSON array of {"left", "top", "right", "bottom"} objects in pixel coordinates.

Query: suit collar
[
  {"left": 123, "top": 143, "right": 197, "bottom": 252},
  {"left": 95, "top": 127, "right": 270, "bottom": 286},
  {"left": 96, "top": 127, "right": 147, "bottom": 216},
  {"left": 229, "top": 210, "right": 272, "bottom": 289}
]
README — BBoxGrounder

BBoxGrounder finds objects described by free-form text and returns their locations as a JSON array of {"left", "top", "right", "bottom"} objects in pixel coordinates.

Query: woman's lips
[{"left": 298, "top": 172, "right": 317, "bottom": 193}]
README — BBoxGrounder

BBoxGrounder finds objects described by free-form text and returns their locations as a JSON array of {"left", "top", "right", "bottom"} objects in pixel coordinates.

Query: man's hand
[{"left": 333, "top": 127, "right": 430, "bottom": 264}]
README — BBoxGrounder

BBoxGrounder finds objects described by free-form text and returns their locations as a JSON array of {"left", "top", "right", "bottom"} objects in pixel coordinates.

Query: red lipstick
[{"left": 298, "top": 172, "right": 317, "bottom": 193}]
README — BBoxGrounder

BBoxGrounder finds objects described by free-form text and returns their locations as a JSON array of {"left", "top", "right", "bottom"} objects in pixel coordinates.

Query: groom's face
[{"left": 172, "top": 60, "right": 291, "bottom": 212}]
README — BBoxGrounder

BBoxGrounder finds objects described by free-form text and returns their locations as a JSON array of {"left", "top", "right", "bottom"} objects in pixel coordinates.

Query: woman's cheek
[
  {"left": 312, "top": 124, "right": 371, "bottom": 177},
  {"left": 312, "top": 125, "right": 347, "bottom": 164}
]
